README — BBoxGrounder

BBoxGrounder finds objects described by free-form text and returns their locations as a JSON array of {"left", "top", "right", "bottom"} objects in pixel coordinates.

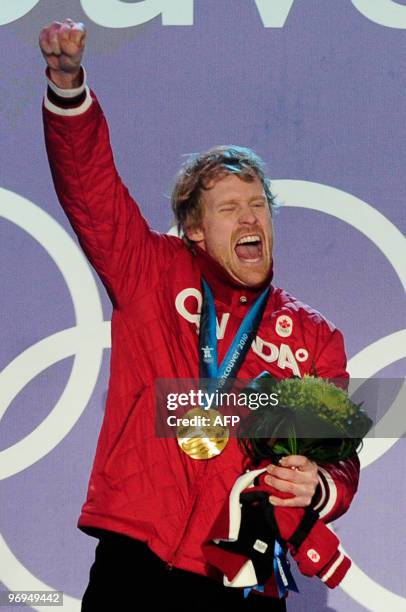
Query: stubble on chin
[{"left": 229, "top": 260, "right": 270, "bottom": 287}]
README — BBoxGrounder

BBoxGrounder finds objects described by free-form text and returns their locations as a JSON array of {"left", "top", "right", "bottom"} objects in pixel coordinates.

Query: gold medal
[{"left": 176, "top": 407, "right": 229, "bottom": 459}]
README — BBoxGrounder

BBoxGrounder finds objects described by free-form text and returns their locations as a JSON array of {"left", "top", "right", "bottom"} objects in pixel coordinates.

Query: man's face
[{"left": 187, "top": 173, "right": 273, "bottom": 287}]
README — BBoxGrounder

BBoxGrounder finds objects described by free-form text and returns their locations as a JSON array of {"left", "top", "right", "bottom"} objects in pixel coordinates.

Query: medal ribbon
[
  {"left": 243, "top": 541, "right": 299, "bottom": 599},
  {"left": 273, "top": 539, "right": 299, "bottom": 598},
  {"left": 199, "top": 278, "right": 270, "bottom": 393}
]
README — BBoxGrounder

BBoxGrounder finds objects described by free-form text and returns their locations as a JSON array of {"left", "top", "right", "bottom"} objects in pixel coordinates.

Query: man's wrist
[
  {"left": 48, "top": 67, "right": 82, "bottom": 90},
  {"left": 46, "top": 66, "right": 85, "bottom": 96}
]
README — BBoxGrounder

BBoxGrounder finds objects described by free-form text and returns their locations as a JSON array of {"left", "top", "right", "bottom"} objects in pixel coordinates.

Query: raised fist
[{"left": 39, "top": 18, "right": 86, "bottom": 88}]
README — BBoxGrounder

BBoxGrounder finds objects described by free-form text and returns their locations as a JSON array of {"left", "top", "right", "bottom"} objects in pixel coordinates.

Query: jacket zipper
[{"left": 166, "top": 461, "right": 209, "bottom": 569}]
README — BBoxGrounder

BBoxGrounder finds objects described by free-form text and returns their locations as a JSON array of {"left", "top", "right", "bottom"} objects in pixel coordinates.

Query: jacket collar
[{"left": 193, "top": 245, "right": 273, "bottom": 307}]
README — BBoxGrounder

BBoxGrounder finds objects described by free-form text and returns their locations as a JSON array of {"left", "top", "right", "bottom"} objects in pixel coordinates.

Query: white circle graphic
[
  {"left": 0, "top": 188, "right": 108, "bottom": 479},
  {"left": 273, "top": 180, "right": 406, "bottom": 289},
  {"left": 347, "top": 329, "right": 406, "bottom": 469}
]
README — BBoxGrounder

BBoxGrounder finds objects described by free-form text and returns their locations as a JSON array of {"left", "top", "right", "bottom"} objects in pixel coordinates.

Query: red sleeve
[
  {"left": 312, "top": 454, "right": 360, "bottom": 523},
  {"left": 311, "top": 323, "right": 361, "bottom": 522},
  {"left": 42, "top": 83, "right": 180, "bottom": 308}
]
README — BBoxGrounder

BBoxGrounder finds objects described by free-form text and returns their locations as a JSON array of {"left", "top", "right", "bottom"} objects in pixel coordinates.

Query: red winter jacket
[{"left": 42, "top": 68, "right": 360, "bottom": 580}]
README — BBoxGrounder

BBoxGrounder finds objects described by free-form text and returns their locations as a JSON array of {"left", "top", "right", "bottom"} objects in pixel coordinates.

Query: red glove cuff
[
  {"left": 318, "top": 550, "right": 352, "bottom": 588},
  {"left": 288, "top": 517, "right": 339, "bottom": 576},
  {"left": 290, "top": 520, "right": 351, "bottom": 587}
]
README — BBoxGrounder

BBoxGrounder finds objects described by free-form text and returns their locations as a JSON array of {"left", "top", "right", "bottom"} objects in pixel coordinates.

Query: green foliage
[{"left": 238, "top": 374, "right": 372, "bottom": 465}]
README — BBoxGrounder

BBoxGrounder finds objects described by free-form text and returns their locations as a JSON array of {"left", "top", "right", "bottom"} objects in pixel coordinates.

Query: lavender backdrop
[{"left": 1, "top": 1, "right": 405, "bottom": 610}]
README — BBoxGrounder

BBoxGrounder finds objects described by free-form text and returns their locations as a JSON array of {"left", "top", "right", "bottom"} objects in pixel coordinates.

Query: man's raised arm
[{"left": 40, "top": 19, "right": 179, "bottom": 308}]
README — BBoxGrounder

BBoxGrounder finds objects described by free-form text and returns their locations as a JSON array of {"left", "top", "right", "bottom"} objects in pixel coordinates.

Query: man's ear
[{"left": 185, "top": 225, "right": 205, "bottom": 244}]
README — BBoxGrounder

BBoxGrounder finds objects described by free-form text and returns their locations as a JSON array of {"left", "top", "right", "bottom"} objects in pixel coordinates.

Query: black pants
[{"left": 81, "top": 531, "right": 287, "bottom": 611}]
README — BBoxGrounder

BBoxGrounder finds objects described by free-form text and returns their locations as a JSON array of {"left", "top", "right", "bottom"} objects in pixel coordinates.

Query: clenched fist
[{"left": 39, "top": 18, "right": 86, "bottom": 89}]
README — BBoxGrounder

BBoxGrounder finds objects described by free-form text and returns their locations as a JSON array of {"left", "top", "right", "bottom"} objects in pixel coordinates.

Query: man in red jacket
[{"left": 39, "top": 19, "right": 360, "bottom": 612}]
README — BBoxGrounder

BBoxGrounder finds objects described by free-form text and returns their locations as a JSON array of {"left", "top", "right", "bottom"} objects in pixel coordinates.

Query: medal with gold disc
[
  {"left": 176, "top": 407, "right": 229, "bottom": 459},
  {"left": 177, "top": 278, "right": 270, "bottom": 460}
]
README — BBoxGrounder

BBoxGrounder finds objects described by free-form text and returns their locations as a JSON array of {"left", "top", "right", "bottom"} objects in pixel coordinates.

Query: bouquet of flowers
[
  {"left": 203, "top": 374, "right": 372, "bottom": 597},
  {"left": 238, "top": 373, "right": 372, "bottom": 465}
]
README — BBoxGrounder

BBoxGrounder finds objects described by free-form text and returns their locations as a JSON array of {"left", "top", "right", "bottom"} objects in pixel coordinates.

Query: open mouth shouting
[{"left": 234, "top": 234, "right": 263, "bottom": 263}]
